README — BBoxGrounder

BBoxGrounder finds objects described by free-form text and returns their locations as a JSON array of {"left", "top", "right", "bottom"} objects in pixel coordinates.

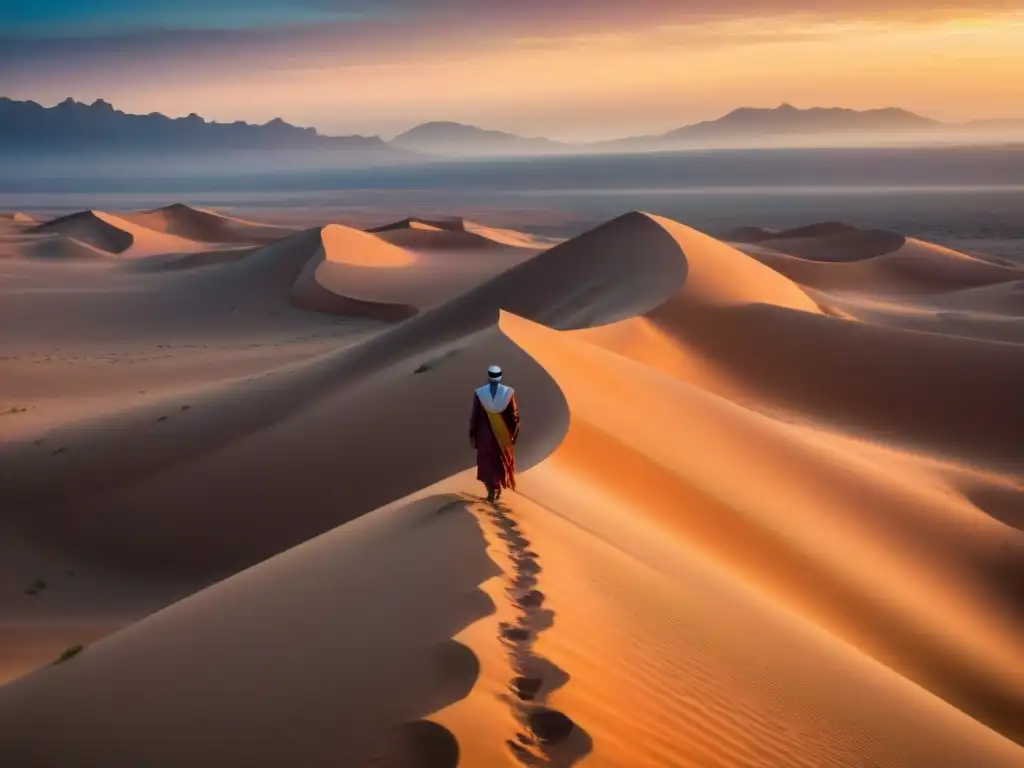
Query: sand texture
[{"left": 1, "top": 206, "right": 1021, "bottom": 767}]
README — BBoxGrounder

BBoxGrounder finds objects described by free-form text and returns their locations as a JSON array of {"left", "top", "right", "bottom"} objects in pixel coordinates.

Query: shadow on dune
[
  {"left": 396, "top": 720, "right": 460, "bottom": 768},
  {"left": 651, "top": 301, "right": 1024, "bottom": 465},
  {"left": 0, "top": 495, "right": 497, "bottom": 766},
  {"left": 502, "top": 308, "right": 1024, "bottom": 748},
  {"left": 960, "top": 482, "right": 1024, "bottom": 534},
  {"left": 745, "top": 225, "right": 907, "bottom": 262},
  {"left": 484, "top": 499, "right": 593, "bottom": 767},
  {"left": 0, "top": 229, "right": 582, "bottom": 578}
]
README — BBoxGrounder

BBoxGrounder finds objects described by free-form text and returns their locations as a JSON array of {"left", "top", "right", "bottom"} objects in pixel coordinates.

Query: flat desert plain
[{"left": 0, "top": 204, "right": 1021, "bottom": 767}]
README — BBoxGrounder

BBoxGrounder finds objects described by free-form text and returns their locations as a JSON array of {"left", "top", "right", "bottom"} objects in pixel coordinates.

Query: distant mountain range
[
  {"left": 391, "top": 121, "right": 568, "bottom": 155},
  {"left": 407, "top": 104, "right": 1022, "bottom": 155},
  {"left": 1, "top": 98, "right": 1021, "bottom": 159},
  {"left": 634, "top": 103, "right": 939, "bottom": 144},
  {"left": 0, "top": 97, "right": 395, "bottom": 156}
]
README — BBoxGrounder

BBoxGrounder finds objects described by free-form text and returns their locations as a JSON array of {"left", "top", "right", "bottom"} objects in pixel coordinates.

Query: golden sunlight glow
[{"left": 23, "top": 11, "right": 1024, "bottom": 140}]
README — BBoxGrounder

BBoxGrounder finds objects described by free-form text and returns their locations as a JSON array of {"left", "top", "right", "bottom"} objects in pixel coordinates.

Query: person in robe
[{"left": 469, "top": 364, "right": 520, "bottom": 502}]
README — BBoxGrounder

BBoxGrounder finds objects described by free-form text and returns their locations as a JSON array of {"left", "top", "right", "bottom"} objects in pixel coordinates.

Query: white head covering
[{"left": 477, "top": 366, "right": 513, "bottom": 412}]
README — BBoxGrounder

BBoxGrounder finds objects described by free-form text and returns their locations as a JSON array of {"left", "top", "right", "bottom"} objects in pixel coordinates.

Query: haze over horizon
[{"left": 4, "top": 0, "right": 1023, "bottom": 141}]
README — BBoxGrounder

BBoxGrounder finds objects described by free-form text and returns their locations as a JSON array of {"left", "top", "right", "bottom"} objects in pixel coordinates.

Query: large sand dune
[
  {"left": 290, "top": 224, "right": 421, "bottom": 320},
  {"left": 300, "top": 220, "right": 547, "bottom": 313},
  {"left": 0, "top": 232, "right": 111, "bottom": 260},
  {"left": 122, "top": 203, "right": 297, "bottom": 244},
  {"left": 30, "top": 210, "right": 211, "bottom": 257},
  {"left": 730, "top": 221, "right": 907, "bottom": 261},
  {"left": 0, "top": 207, "right": 1021, "bottom": 766},
  {"left": 736, "top": 223, "right": 1023, "bottom": 294}
]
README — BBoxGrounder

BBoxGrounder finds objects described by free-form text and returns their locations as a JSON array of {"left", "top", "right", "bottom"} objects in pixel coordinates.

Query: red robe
[{"left": 469, "top": 387, "right": 520, "bottom": 491}]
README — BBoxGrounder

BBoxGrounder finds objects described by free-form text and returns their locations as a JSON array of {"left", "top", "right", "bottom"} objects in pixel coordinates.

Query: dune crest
[
  {"left": 123, "top": 204, "right": 297, "bottom": 244},
  {"left": 8, "top": 233, "right": 112, "bottom": 260},
  {"left": 291, "top": 224, "right": 419, "bottom": 319},
  {"left": 370, "top": 216, "right": 558, "bottom": 250},
  {"left": 649, "top": 214, "right": 822, "bottom": 311},
  {"left": 30, "top": 210, "right": 210, "bottom": 257},
  {"left": 321, "top": 223, "right": 417, "bottom": 268},
  {"left": 0, "top": 211, "right": 36, "bottom": 224},
  {"left": 735, "top": 222, "right": 1023, "bottom": 294}
]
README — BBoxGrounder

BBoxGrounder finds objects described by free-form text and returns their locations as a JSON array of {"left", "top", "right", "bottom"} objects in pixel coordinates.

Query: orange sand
[{"left": 0, "top": 206, "right": 1021, "bottom": 767}]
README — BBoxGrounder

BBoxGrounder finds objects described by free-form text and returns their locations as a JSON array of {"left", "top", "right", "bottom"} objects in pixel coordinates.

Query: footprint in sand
[
  {"left": 512, "top": 676, "right": 544, "bottom": 701},
  {"left": 501, "top": 624, "right": 531, "bottom": 643},
  {"left": 514, "top": 557, "right": 542, "bottom": 575},
  {"left": 518, "top": 590, "right": 545, "bottom": 609},
  {"left": 480, "top": 500, "right": 588, "bottom": 764},
  {"left": 508, "top": 574, "right": 539, "bottom": 593},
  {"left": 528, "top": 709, "right": 577, "bottom": 745}
]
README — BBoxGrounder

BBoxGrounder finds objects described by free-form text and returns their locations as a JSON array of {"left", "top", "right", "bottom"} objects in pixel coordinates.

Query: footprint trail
[{"left": 477, "top": 497, "right": 591, "bottom": 766}]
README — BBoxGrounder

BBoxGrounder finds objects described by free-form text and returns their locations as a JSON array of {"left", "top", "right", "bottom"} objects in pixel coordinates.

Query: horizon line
[{"left": 8, "top": 95, "right": 1024, "bottom": 145}]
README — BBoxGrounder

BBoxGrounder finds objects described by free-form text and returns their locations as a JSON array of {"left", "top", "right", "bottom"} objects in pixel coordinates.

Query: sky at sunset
[{"left": 3, "top": 1, "right": 1023, "bottom": 141}]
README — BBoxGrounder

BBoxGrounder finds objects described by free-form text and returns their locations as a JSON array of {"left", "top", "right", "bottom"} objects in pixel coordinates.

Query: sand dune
[
  {"left": 0, "top": 490, "right": 506, "bottom": 767},
  {"left": 729, "top": 222, "right": 906, "bottom": 260},
  {"left": 212, "top": 222, "right": 418, "bottom": 323},
  {"left": 123, "top": 203, "right": 297, "bottom": 244},
  {"left": 320, "top": 223, "right": 418, "bottom": 267},
  {"left": 728, "top": 222, "right": 1024, "bottom": 341},
  {"left": 462, "top": 220, "right": 562, "bottom": 249},
  {"left": 292, "top": 221, "right": 542, "bottom": 314},
  {"left": 1, "top": 306, "right": 1020, "bottom": 765},
  {"left": 1, "top": 207, "right": 1022, "bottom": 766},
  {"left": 402, "top": 211, "right": 696, "bottom": 329},
  {"left": 725, "top": 224, "right": 778, "bottom": 242},
  {"left": 122, "top": 246, "right": 259, "bottom": 272},
  {"left": 370, "top": 216, "right": 558, "bottom": 250},
  {"left": 0, "top": 233, "right": 111, "bottom": 260},
  {"left": 507, "top": 313, "right": 1023, "bottom": 746},
  {"left": 742, "top": 233, "right": 1023, "bottom": 294},
  {"left": 810, "top": 287, "right": 1024, "bottom": 345},
  {"left": 646, "top": 301, "right": 1023, "bottom": 465},
  {"left": 0, "top": 211, "right": 35, "bottom": 224},
  {"left": 29, "top": 211, "right": 129, "bottom": 253},
  {"left": 927, "top": 279, "right": 1024, "bottom": 316},
  {"left": 369, "top": 216, "right": 467, "bottom": 232},
  {"left": 30, "top": 210, "right": 211, "bottom": 257},
  {"left": 290, "top": 224, "right": 420, "bottom": 320}
]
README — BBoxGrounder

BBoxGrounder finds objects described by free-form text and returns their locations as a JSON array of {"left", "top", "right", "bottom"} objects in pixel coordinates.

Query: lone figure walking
[{"left": 470, "top": 364, "right": 520, "bottom": 502}]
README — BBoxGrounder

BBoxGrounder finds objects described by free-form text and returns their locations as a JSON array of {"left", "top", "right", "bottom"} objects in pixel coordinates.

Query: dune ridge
[
  {"left": 736, "top": 223, "right": 1023, "bottom": 294},
  {"left": 30, "top": 209, "right": 211, "bottom": 257},
  {"left": 292, "top": 224, "right": 420, "bottom": 320},
  {"left": 123, "top": 204, "right": 297, "bottom": 244},
  {"left": 0, "top": 211, "right": 35, "bottom": 224},
  {"left": 0, "top": 233, "right": 111, "bottom": 260},
  {"left": 370, "top": 216, "right": 559, "bottom": 250},
  {"left": 0, "top": 208, "right": 1021, "bottom": 766}
]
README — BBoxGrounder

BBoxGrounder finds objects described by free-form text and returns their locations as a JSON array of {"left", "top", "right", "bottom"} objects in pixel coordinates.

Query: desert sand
[{"left": 0, "top": 205, "right": 1021, "bottom": 767}]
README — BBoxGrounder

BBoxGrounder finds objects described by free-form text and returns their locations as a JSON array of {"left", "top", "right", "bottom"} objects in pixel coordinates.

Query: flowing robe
[{"left": 469, "top": 384, "right": 520, "bottom": 491}]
